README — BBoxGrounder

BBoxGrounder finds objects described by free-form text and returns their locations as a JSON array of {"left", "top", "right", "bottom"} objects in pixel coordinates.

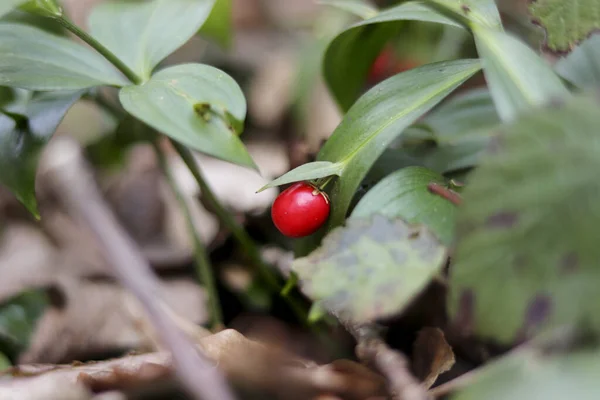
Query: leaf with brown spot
[{"left": 412, "top": 327, "right": 455, "bottom": 389}]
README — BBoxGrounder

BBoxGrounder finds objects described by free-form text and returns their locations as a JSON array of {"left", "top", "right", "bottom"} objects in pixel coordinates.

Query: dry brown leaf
[
  {"left": 3, "top": 330, "right": 386, "bottom": 400},
  {"left": 412, "top": 328, "right": 455, "bottom": 389},
  {"left": 19, "top": 278, "right": 207, "bottom": 364}
]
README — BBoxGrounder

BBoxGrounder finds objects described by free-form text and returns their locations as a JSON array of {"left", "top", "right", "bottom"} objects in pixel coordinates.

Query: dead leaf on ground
[
  {"left": 19, "top": 278, "right": 207, "bottom": 364},
  {"left": 412, "top": 327, "right": 455, "bottom": 389}
]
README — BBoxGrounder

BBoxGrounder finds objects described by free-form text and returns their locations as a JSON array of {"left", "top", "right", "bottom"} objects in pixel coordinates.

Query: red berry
[{"left": 271, "top": 182, "right": 330, "bottom": 238}]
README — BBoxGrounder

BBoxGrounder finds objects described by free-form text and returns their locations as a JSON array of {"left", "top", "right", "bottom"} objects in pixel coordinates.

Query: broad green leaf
[
  {"left": 0, "top": 23, "right": 128, "bottom": 90},
  {"left": 257, "top": 161, "right": 343, "bottom": 192},
  {"left": 323, "top": 1, "right": 463, "bottom": 111},
  {"left": 427, "top": 0, "right": 502, "bottom": 29},
  {"left": 351, "top": 167, "right": 457, "bottom": 245},
  {"left": 293, "top": 215, "right": 446, "bottom": 323},
  {"left": 0, "top": 0, "right": 28, "bottom": 18},
  {"left": 555, "top": 34, "right": 600, "bottom": 89},
  {"left": 119, "top": 63, "right": 256, "bottom": 169},
  {"left": 199, "top": 0, "right": 231, "bottom": 49},
  {"left": 449, "top": 93, "right": 600, "bottom": 344},
  {"left": 318, "top": 0, "right": 378, "bottom": 19},
  {"left": 453, "top": 345, "right": 600, "bottom": 400},
  {"left": 89, "top": 0, "right": 215, "bottom": 80},
  {"left": 319, "top": 59, "right": 481, "bottom": 227},
  {"left": 0, "top": 90, "right": 83, "bottom": 214},
  {"left": 529, "top": 0, "right": 600, "bottom": 53},
  {"left": 0, "top": 289, "right": 47, "bottom": 359},
  {"left": 473, "top": 26, "right": 570, "bottom": 122}
]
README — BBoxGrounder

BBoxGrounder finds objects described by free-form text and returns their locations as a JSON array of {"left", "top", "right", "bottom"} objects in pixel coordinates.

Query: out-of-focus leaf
[
  {"left": 428, "top": 0, "right": 502, "bottom": 29},
  {"left": 119, "top": 64, "right": 256, "bottom": 169},
  {"left": 0, "top": 0, "right": 28, "bottom": 19},
  {"left": 453, "top": 345, "right": 600, "bottom": 400},
  {"left": 449, "top": 93, "right": 600, "bottom": 344},
  {"left": 293, "top": 215, "right": 446, "bottom": 323},
  {"left": 323, "top": 1, "right": 463, "bottom": 111},
  {"left": 351, "top": 167, "right": 458, "bottom": 245},
  {"left": 1, "top": 9, "right": 65, "bottom": 35},
  {"left": 0, "top": 23, "right": 128, "bottom": 90},
  {"left": 0, "top": 289, "right": 47, "bottom": 360},
  {"left": 317, "top": 0, "right": 378, "bottom": 19},
  {"left": 555, "top": 34, "right": 600, "bottom": 89},
  {"left": 198, "top": 0, "right": 231, "bottom": 48},
  {"left": 529, "top": 0, "right": 600, "bottom": 54},
  {"left": 0, "top": 353, "right": 9, "bottom": 370},
  {"left": 89, "top": 0, "right": 215, "bottom": 80},
  {"left": 0, "top": 90, "right": 83, "bottom": 214},
  {"left": 413, "top": 327, "right": 455, "bottom": 389},
  {"left": 473, "top": 26, "right": 570, "bottom": 122}
]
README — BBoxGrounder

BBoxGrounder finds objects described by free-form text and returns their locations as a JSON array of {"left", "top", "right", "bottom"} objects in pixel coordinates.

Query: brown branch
[
  {"left": 38, "top": 138, "right": 235, "bottom": 400},
  {"left": 349, "top": 324, "right": 431, "bottom": 400},
  {"left": 427, "top": 183, "right": 463, "bottom": 206}
]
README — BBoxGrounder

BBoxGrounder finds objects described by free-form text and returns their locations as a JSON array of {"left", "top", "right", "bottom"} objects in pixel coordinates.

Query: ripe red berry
[{"left": 271, "top": 182, "right": 330, "bottom": 238}]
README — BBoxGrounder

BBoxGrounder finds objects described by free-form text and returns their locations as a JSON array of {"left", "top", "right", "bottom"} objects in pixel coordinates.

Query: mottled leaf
[
  {"left": 323, "top": 1, "right": 463, "bottom": 110},
  {"left": 555, "top": 34, "right": 600, "bottom": 89},
  {"left": 529, "top": 0, "right": 600, "bottom": 53},
  {"left": 89, "top": 0, "right": 215, "bottom": 80},
  {"left": 351, "top": 167, "right": 458, "bottom": 245},
  {"left": 0, "top": 90, "right": 83, "bottom": 214},
  {"left": 119, "top": 64, "right": 256, "bottom": 169},
  {"left": 449, "top": 93, "right": 600, "bottom": 344},
  {"left": 293, "top": 215, "right": 446, "bottom": 323}
]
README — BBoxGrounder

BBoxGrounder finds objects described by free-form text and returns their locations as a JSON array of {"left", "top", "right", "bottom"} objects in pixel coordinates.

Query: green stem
[
  {"left": 152, "top": 141, "right": 223, "bottom": 329},
  {"left": 54, "top": 16, "right": 143, "bottom": 85}
]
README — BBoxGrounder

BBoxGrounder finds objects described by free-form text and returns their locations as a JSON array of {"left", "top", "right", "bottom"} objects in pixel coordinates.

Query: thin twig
[
  {"left": 39, "top": 137, "right": 235, "bottom": 400},
  {"left": 152, "top": 140, "right": 223, "bottom": 329},
  {"left": 427, "top": 183, "right": 463, "bottom": 206}
]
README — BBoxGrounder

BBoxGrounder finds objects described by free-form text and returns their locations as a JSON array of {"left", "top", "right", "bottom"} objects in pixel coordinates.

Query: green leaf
[
  {"left": 293, "top": 215, "right": 446, "bottom": 323},
  {"left": 0, "top": 0, "right": 29, "bottom": 18},
  {"left": 351, "top": 167, "right": 457, "bottom": 245},
  {"left": 0, "top": 23, "right": 128, "bottom": 90},
  {"left": 89, "top": 0, "right": 215, "bottom": 80},
  {"left": 323, "top": 1, "right": 464, "bottom": 111},
  {"left": 257, "top": 161, "right": 344, "bottom": 192},
  {"left": 0, "top": 90, "right": 83, "bottom": 214},
  {"left": 452, "top": 345, "right": 600, "bottom": 400},
  {"left": 317, "top": 0, "right": 378, "bottom": 19},
  {"left": 198, "top": 0, "right": 231, "bottom": 49},
  {"left": 473, "top": 26, "right": 570, "bottom": 122},
  {"left": 554, "top": 34, "right": 600, "bottom": 89},
  {"left": 529, "top": 0, "right": 600, "bottom": 54},
  {"left": 427, "top": 0, "right": 502, "bottom": 29},
  {"left": 119, "top": 63, "right": 256, "bottom": 169},
  {"left": 449, "top": 93, "right": 600, "bottom": 344},
  {"left": 0, "top": 289, "right": 48, "bottom": 359},
  {"left": 0, "top": 353, "right": 9, "bottom": 370},
  {"left": 319, "top": 59, "right": 481, "bottom": 227}
]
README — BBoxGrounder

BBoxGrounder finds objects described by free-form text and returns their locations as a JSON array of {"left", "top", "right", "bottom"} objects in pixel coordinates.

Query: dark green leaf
[
  {"left": 199, "top": 0, "right": 232, "bottom": 49},
  {"left": 293, "top": 215, "right": 446, "bottom": 323},
  {"left": 453, "top": 345, "right": 600, "bottom": 400},
  {"left": 449, "top": 93, "right": 600, "bottom": 344},
  {"left": 427, "top": 0, "right": 502, "bottom": 29},
  {"left": 473, "top": 26, "right": 570, "bottom": 122},
  {"left": 0, "top": 289, "right": 47, "bottom": 359},
  {"left": 323, "top": 1, "right": 463, "bottom": 110},
  {"left": 0, "top": 23, "right": 128, "bottom": 90},
  {"left": 529, "top": 0, "right": 600, "bottom": 54},
  {"left": 89, "top": 0, "right": 215, "bottom": 80},
  {"left": 1, "top": 9, "right": 67, "bottom": 35},
  {"left": 119, "top": 63, "right": 256, "bottom": 169},
  {"left": 0, "top": 90, "right": 82, "bottom": 214},
  {"left": 351, "top": 167, "right": 457, "bottom": 245},
  {"left": 320, "top": 60, "right": 480, "bottom": 227},
  {"left": 318, "top": 0, "right": 378, "bottom": 19},
  {"left": 257, "top": 161, "right": 344, "bottom": 192},
  {"left": 555, "top": 34, "right": 600, "bottom": 89}
]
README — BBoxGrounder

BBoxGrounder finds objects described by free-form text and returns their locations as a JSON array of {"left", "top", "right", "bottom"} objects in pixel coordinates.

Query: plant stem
[
  {"left": 54, "top": 16, "right": 143, "bottom": 85},
  {"left": 152, "top": 141, "right": 223, "bottom": 330}
]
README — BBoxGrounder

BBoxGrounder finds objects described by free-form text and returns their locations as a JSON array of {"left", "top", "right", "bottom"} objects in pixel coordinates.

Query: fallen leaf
[{"left": 412, "top": 327, "right": 455, "bottom": 389}]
